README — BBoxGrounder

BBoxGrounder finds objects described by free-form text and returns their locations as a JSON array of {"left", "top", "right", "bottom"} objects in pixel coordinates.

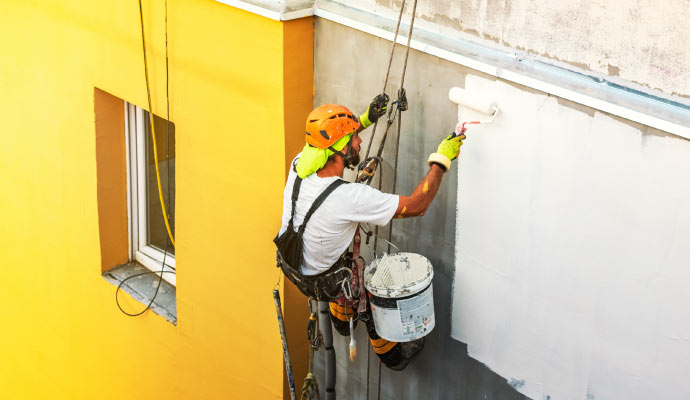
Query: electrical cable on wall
[
  {"left": 137, "top": 0, "right": 175, "bottom": 248},
  {"left": 116, "top": 0, "right": 175, "bottom": 317}
]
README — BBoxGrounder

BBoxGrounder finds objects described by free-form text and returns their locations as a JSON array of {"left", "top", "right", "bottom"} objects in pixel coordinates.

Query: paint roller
[{"left": 448, "top": 87, "right": 499, "bottom": 135}]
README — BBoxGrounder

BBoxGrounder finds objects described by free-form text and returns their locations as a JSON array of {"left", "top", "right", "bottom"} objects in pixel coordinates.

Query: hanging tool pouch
[{"left": 274, "top": 176, "right": 352, "bottom": 302}]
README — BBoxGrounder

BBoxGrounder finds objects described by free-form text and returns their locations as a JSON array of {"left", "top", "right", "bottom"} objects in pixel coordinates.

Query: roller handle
[
  {"left": 448, "top": 87, "right": 499, "bottom": 137},
  {"left": 450, "top": 123, "right": 468, "bottom": 139},
  {"left": 452, "top": 105, "right": 500, "bottom": 137}
]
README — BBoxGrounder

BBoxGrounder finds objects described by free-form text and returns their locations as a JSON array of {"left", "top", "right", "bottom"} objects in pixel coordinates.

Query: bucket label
[{"left": 398, "top": 286, "right": 434, "bottom": 336}]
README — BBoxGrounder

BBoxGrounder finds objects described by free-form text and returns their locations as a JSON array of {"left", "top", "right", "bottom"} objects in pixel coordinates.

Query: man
[{"left": 275, "top": 95, "right": 465, "bottom": 370}]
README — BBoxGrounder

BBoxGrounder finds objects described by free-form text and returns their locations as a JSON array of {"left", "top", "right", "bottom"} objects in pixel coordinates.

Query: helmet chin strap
[{"left": 328, "top": 141, "right": 359, "bottom": 170}]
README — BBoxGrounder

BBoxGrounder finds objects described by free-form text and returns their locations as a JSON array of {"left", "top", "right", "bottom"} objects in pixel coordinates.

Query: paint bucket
[{"left": 364, "top": 252, "right": 435, "bottom": 342}]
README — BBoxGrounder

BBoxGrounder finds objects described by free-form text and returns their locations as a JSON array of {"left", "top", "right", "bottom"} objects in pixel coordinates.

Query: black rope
[
  {"left": 364, "top": 0, "right": 407, "bottom": 162},
  {"left": 398, "top": 0, "right": 419, "bottom": 90},
  {"left": 373, "top": 117, "right": 386, "bottom": 400},
  {"left": 377, "top": 357, "right": 382, "bottom": 400},
  {"left": 366, "top": 340, "right": 371, "bottom": 400},
  {"left": 381, "top": 0, "right": 407, "bottom": 96},
  {"left": 115, "top": 247, "right": 173, "bottom": 317},
  {"left": 117, "top": 0, "right": 176, "bottom": 317},
  {"left": 387, "top": 113, "right": 403, "bottom": 254},
  {"left": 360, "top": 2, "right": 419, "bottom": 397},
  {"left": 360, "top": 0, "right": 418, "bottom": 189}
]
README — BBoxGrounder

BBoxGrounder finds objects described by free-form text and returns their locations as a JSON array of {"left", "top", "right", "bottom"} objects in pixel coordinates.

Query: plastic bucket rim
[{"left": 364, "top": 252, "right": 434, "bottom": 298}]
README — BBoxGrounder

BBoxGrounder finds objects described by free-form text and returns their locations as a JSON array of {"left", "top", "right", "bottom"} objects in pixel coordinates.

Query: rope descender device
[
  {"left": 390, "top": 88, "right": 408, "bottom": 116},
  {"left": 355, "top": 0, "right": 417, "bottom": 185},
  {"left": 356, "top": 88, "right": 410, "bottom": 184},
  {"left": 356, "top": 156, "right": 381, "bottom": 184}
]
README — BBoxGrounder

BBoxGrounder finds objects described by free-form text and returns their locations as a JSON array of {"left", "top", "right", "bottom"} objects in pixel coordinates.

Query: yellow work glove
[
  {"left": 427, "top": 130, "right": 466, "bottom": 172},
  {"left": 359, "top": 94, "right": 390, "bottom": 129}
]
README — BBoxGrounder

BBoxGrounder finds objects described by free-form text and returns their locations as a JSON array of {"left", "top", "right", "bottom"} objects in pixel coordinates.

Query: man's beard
[{"left": 345, "top": 144, "right": 360, "bottom": 169}]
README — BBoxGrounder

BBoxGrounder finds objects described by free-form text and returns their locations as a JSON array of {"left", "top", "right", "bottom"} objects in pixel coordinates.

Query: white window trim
[{"left": 124, "top": 102, "right": 176, "bottom": 286}]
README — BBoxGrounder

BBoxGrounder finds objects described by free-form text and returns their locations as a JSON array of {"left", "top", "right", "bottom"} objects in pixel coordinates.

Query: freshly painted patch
[{"left": 452, "top": 75, "right": 690, "bottom": 400}]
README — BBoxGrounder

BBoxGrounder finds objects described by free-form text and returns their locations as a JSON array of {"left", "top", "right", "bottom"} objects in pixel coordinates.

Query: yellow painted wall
[
  {"left": 280, "top": 18, "right": 315, "bottom": 400},
  {"left": 0, "top": 0, "right": 312, "bottom": 398}
]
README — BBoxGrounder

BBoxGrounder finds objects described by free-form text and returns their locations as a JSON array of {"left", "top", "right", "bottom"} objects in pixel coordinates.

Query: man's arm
[
  {"left": 394, "top": 131, "right": 466, "bottom": 218},
  {"left": 394, "top": 164, "right": 445, "bottom": 218}
]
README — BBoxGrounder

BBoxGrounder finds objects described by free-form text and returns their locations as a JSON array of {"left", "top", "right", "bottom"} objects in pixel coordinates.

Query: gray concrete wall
[
  {"left": 311, "top": 0, "right": 690, "bottom": 396},
  {"left": 312, "top": 18, "right": 528, "bottom": 400},
  {"left": 326, "top": 0, "right": 690, "bottom": 101}
]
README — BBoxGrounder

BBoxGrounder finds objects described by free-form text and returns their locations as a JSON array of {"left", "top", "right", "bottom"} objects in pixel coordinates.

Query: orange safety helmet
[{"left": 305, "top": 104, "right": 361, "bottom": 149}]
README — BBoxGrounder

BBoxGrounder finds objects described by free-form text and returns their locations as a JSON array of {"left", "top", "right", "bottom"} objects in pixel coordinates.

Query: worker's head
[
  {"left": 305, "top": 104, "right": 360, "bottom": 148},
  {"left": 296, "top": 104, "right": 362, "bottom": 178}
]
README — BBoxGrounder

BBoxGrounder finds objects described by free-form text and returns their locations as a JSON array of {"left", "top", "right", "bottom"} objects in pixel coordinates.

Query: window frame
[{"left": 124, "top": 102, "right": 176, "bottom": 286}]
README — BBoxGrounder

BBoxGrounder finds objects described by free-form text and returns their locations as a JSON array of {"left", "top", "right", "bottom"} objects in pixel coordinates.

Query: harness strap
[
  {"left": 277, "top": 176, "right": 351, "bottom": 302},
  {"left": 297, "top": 179, "right": 348, "bottom": 235},
  {"left": 289, "top": 176, "right": 302, "bottom": 225}
]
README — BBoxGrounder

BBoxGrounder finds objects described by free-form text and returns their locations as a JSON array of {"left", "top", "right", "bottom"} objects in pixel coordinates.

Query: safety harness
[{"left": 274, "top": 175, "right": 356, "bottom": 302}]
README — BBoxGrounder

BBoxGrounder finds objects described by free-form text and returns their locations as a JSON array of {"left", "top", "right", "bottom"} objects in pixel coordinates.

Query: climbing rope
[
  {"left": 358, "top": 0, "right": 418, "bottom": 303},
  {"left": 356, "top": 2, "right": 420, "bottom": 399},
  {"left": 358, "top": 0, "right": 419, "bottom": 187},
  {"left": 357, "top": 0, "right": 419, "bottom": 271}
]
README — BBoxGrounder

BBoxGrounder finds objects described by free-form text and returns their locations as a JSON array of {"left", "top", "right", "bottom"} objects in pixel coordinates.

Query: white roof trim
[
  {"left": 315, "top": 2, "right": 690, "bottom": 140},
  {"left": 214, "top": 0, "right": 314, "bottom": 21},
  {"left": 215, "top": 0, "right": 690, "bottom": 139}
]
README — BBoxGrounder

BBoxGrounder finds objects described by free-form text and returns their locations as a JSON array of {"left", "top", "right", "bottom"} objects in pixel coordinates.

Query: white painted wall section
[{"left": 451, "top": 75, "right": 690, "bottom": 400}]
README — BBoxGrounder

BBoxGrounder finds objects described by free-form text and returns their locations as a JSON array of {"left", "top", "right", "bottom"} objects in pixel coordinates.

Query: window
[{"left": 125, "top": 102, "right": 176, "bottom": 286}]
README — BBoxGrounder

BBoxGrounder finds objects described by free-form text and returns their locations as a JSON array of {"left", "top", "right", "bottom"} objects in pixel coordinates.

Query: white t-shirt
[{"left": 279, "top": 154, "right": 399, "bottom": 276}]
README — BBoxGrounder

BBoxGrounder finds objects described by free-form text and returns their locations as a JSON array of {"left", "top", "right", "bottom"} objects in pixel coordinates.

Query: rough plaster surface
[
  {"left": 313, "top": 18, "right": 526, "bottom": 400},
  {"left": 325, "top": 0, "right": 690, "bottom": 99},
  {"left": 452, "top": 75, "right": 690, "bottom": 400}
]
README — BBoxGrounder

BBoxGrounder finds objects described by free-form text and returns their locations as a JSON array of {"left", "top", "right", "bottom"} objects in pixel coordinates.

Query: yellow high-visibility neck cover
[{"left": 296, "top": 133, "right": 353, "bottom": 179}]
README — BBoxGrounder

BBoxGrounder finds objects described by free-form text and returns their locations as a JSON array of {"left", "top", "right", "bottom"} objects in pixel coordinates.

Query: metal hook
[{"left": 396, "top": 88, "right": 408, "bottom": 112}]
